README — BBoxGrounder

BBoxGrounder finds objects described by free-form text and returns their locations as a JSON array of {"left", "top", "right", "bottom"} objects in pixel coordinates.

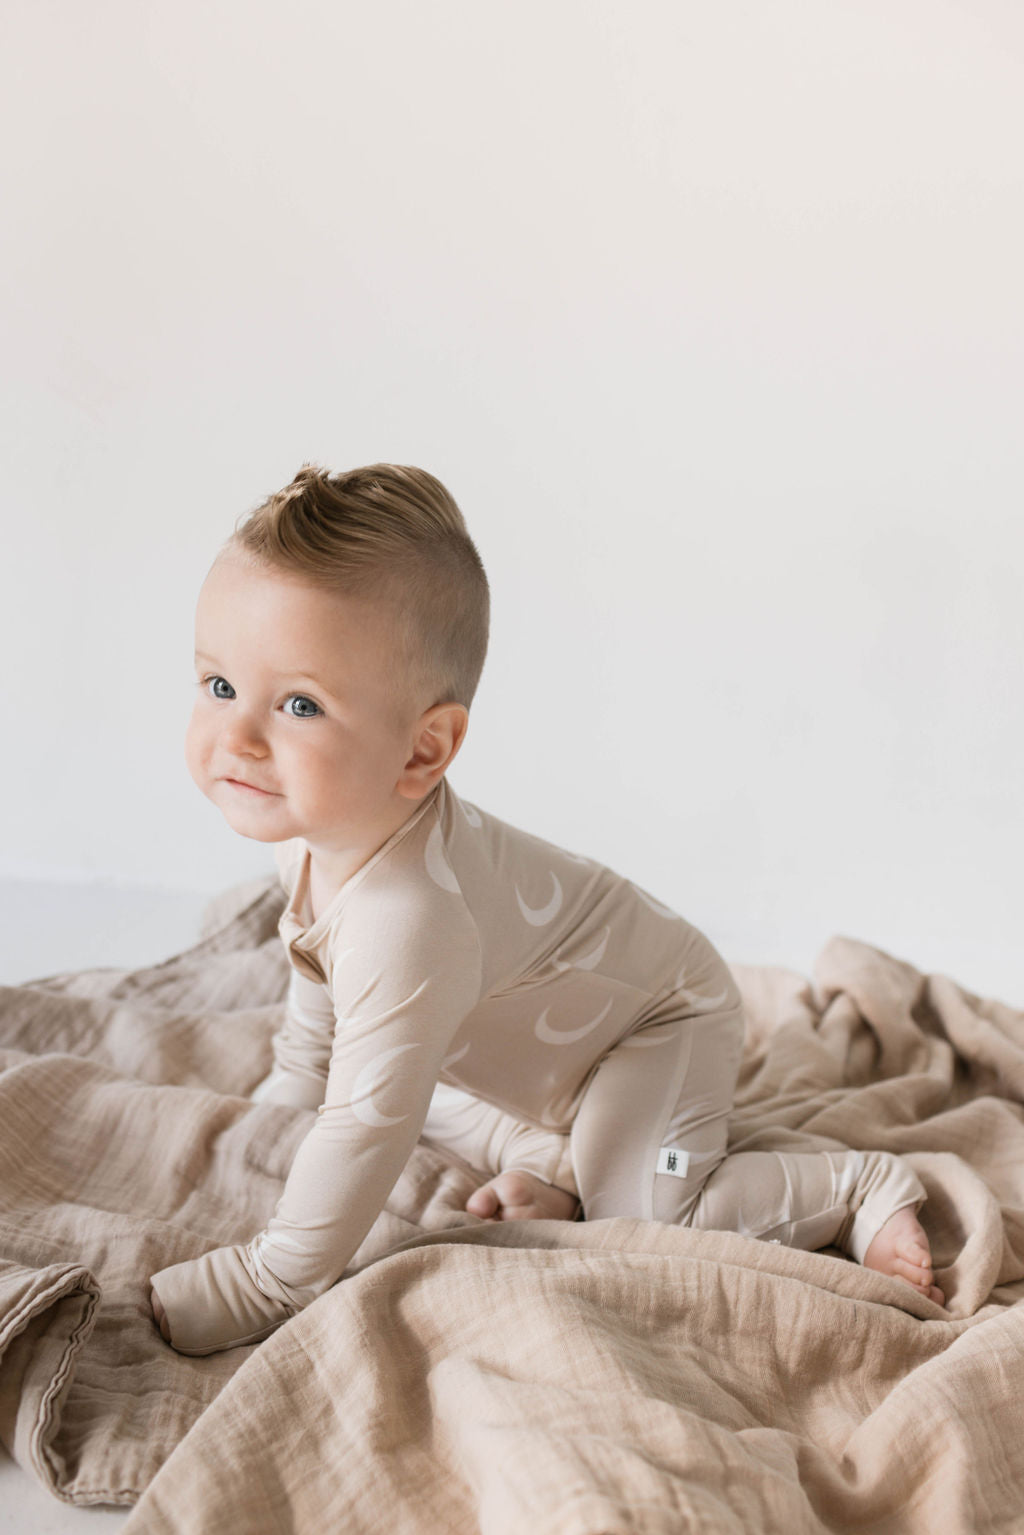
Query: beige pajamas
[{"left": 151, "top": 776, "right": 925, "bottom": 1353}]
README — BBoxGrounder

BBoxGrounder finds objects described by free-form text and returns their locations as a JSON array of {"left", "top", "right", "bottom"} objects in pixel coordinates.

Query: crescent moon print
[
  {"left": 424, "top": 822, "right": 461, "bottom": 893},
  {"left": 442, "top": 1041, "right": 470, "bottom": 1069},
  {"left": 534, "top": 994, "right": 613, "bottom": 1046},
  {"left": 629, "top": 883, "right": 681, "bottom": 919},
  {"left": 350, "top": 1043, "right": 421, "bottom": 1127},
  {"left": 672, "top": 967, "right": 733, "bottom": 1011},
  {"left": 461, "top": 801, "right": 483, "bottom": 827},
  {"left": 553, "top": 926, "right": 611, "bottom": 972},
  {"left": 515, "top": 871, "right": 564, "bottom": 926}
]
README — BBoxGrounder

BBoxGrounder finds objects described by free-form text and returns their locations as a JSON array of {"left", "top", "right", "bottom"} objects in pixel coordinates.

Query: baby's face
[{"left": 186, "top": 552, "right": 420, "bottom": 850}]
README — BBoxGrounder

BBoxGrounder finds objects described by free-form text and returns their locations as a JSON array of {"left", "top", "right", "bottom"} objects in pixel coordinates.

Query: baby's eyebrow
[{"left": 193, "top": 651, "right": 343, "bottom": 701}]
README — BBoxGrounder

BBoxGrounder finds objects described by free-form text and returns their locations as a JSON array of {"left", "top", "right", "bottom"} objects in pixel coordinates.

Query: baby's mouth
[{"left": 223, "top": 777, "right": 280, "bottom": 797}]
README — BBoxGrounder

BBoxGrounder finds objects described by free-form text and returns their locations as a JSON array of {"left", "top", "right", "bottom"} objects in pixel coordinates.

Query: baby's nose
[{"left": 219, "top": 712, "right": 268, "bottom": 756}]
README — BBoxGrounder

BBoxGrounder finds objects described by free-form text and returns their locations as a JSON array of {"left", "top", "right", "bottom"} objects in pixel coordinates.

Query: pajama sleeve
[
  {"left": 249, "top": 840, "right": 335, "bottom": 1109},
  {"left": 150, "top": 895, "right": 482, "bottom": 1355},
  {"left": 249, "top": 969, "right": 336, "bottom": 1110}
]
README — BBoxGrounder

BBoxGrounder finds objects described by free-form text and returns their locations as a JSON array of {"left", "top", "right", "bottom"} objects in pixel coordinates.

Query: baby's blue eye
[
  {"left": 207, "top": 677, "right": 235, "bottom": 700},
  {"left": 284, "top": 695, "right": 321, "bottom": 719}
]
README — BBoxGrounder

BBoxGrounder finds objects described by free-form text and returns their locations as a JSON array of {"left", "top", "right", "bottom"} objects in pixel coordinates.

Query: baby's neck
[{"left": 303, "top": 786, "right": 441, "bottom": 920}]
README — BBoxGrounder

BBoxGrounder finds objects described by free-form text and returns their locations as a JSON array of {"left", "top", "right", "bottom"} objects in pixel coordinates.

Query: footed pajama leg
[{"left": 570, "top": 1008, "right": 925, "bottom": 1261}]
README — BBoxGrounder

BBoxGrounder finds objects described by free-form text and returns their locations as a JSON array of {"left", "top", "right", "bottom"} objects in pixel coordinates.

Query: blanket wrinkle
[{"left": 0, "top": 873, "right": 1020, "bottom": 1532}]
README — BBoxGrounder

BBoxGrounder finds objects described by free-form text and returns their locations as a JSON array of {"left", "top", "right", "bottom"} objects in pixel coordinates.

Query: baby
[{"left": 150, "top": 464, "right": 943, "bottom": 1354}]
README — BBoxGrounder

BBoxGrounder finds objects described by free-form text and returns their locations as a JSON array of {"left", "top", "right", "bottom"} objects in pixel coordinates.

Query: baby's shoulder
[
  {"left": 334, "top": 811, "right": 479, "bottom": 947},
  {"left": 323, "top": 843, "right": 482, "bottom": 1006}
]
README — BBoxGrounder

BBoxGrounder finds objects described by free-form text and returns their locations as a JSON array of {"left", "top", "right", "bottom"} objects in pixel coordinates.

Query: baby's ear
[{"left": 400, "top": 703, "right": 469, "bottom": 795}]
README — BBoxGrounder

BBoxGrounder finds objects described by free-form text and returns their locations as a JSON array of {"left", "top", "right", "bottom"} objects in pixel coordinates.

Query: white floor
[
  {"left": 0, "top": 1455, "right": 133, "bottom": 1532},
  {"left": 0, "top": 880, "right": 213, "bottom": 1529}
]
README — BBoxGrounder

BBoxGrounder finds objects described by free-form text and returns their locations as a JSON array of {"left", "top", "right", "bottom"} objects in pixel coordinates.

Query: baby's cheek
[{"left": 183, "top": 710, "right": 210, "bottom": 790}]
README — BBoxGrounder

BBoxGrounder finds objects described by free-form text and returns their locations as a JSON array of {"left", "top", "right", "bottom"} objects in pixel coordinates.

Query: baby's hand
[
  {"left": 150, "top": 1285, "right": 171, "bottom": 1342},
  {"left": 149, "top": 1244, "right": 299, "bottom": 1355}
]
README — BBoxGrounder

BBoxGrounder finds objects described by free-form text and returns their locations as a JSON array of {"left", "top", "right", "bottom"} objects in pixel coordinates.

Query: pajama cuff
[
  {"left": 150, "top": 1242, "right": 298, "bottom": 1356},
  {"left": 502, "top": 1137, "right": 579, "bottom": 1201},
  {"left": 841, "top": 1152, "right": 928, "bottom": 1266}
]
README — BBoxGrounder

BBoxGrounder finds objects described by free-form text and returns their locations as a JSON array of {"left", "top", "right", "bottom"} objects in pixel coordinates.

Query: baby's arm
[
  {"left": 250, "top": 968, "right": 335, "bottom": 1110},
  {"left": 151, "top": 1017, "right": 450, "bottom": 1353},
  {"left": 150, "top": 909, "right": 482, "bottom": 1355},
  {"left": 249, "top": 842, "right": 333, "bottom": 1110}
]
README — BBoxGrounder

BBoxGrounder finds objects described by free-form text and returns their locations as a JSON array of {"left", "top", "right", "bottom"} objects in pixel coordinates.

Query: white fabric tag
[{"left": 656, "top": 1146, "right": 690, "bottom": 1178}]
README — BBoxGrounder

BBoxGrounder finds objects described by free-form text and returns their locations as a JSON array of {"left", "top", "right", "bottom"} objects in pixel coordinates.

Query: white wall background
[{"left": 1, "top": 0, "right": 1022, "bottom": 999}]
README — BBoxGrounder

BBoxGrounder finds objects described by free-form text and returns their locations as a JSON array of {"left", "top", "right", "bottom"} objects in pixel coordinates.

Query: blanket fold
[{"left": 0, "top": 1258, "right": 101, "bottom": 1503}]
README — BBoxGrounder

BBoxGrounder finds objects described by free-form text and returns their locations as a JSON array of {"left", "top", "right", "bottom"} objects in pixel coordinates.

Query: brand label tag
[{"left": 656, "top": 1146, "right": 690, "bottom": 1178}]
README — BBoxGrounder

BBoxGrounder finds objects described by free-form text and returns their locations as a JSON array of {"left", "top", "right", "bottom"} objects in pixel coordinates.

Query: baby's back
[{"left": 427, "top": 778, "right": 742, "bottom": 1128}]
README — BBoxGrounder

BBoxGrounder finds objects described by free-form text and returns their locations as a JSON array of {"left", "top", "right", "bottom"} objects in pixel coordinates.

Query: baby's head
[
  {"left": 230, "top": 463, "right": 489, "bottom": 720},
  {"left": 186, "top": 463, "right": 489, "bottom": 855}
]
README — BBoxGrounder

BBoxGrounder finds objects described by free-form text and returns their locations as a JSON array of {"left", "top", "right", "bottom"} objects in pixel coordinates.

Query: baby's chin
[
  {"left": 207, "top": 783, "right": 293, "bottom": 842},
  {"left": 224, "top": 820, "right": 289, "bottom": 843},
  {"left": 217, "top": 810, "right": 291, "bottom": 844}
]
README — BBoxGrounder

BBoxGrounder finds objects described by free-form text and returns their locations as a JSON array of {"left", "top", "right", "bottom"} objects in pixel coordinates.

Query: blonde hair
[{"left": 228, "top": 463, "right": 490, "bottom": 719}]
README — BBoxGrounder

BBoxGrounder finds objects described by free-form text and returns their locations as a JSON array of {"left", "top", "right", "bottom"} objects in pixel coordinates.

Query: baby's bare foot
[
  {"left": 466, "top": 1170, "right": 579, "bottom": 1222},
  {"left": 863, "top": 1206, "right": 945, "bottom": 1305}
]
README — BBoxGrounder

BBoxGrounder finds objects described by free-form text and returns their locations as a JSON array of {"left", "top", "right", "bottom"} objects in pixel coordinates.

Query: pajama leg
[
  {"left": 421, "top": 1083, "right": 578, "bottom": 1196},
  {"left": 569, "top": 1011, "right": 926, "bottom": 1262},
  {"left": 682, "top": 1143, "right": 927, "bottom": 1263}
]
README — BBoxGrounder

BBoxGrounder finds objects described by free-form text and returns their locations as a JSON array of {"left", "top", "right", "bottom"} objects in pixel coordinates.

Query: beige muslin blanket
[{"left": 1, "top": 878, "right": 1022, "bottom": 1533}]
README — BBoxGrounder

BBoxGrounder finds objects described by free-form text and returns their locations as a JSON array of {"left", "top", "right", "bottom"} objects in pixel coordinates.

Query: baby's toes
[
  {"left": 466, "top": 1184, "right": 501, "bottom": 1219},
  {"left": 892, "top": 1255, "right": 933, "bottom": 1289},
  {"left": 900, "top": 1274, "right": 947, "bottom": 1306},
  {"left": 499, "top": 1202, "right": 538, "bottom": 1221},
  {"left": 896, "top": 1241, "right": 933, "bottom": 1275},
  {"left": 891, "top": 1274, "right": 933, "bottom": 1300}
]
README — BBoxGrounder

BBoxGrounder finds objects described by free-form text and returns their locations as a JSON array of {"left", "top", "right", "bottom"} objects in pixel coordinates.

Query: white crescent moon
[
  {"left": 672, "top": 970, "right": 732, "bottom": 1011},
  {"left": 425, "top": 822, "right": 461, "bottom": 893},
  {"left": 553, "top": 926, "right": 610, "bottom": 972},
  {"left": 516, "top": 871, "right": 563, "bottom": 926},
  {"left": 534, "top": 995, "right": 613, "bottom": 1046},
  {"left": 629, "top": 883, "right": 681, "bottom": 919},
  {"left": 350, "top": 1043, "right": 420, "bottom": 1127},
  {"left": 461, "top": 801, "right": 483, "bottom": 827}
]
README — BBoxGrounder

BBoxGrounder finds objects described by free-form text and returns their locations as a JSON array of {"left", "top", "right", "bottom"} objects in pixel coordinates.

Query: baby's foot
[
  {"left": 466, "top": 1170, "right": 579, "bottom": 1222},
  {"left": 862, "top": 1206, "right": 945, "bottom": 1305}
]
